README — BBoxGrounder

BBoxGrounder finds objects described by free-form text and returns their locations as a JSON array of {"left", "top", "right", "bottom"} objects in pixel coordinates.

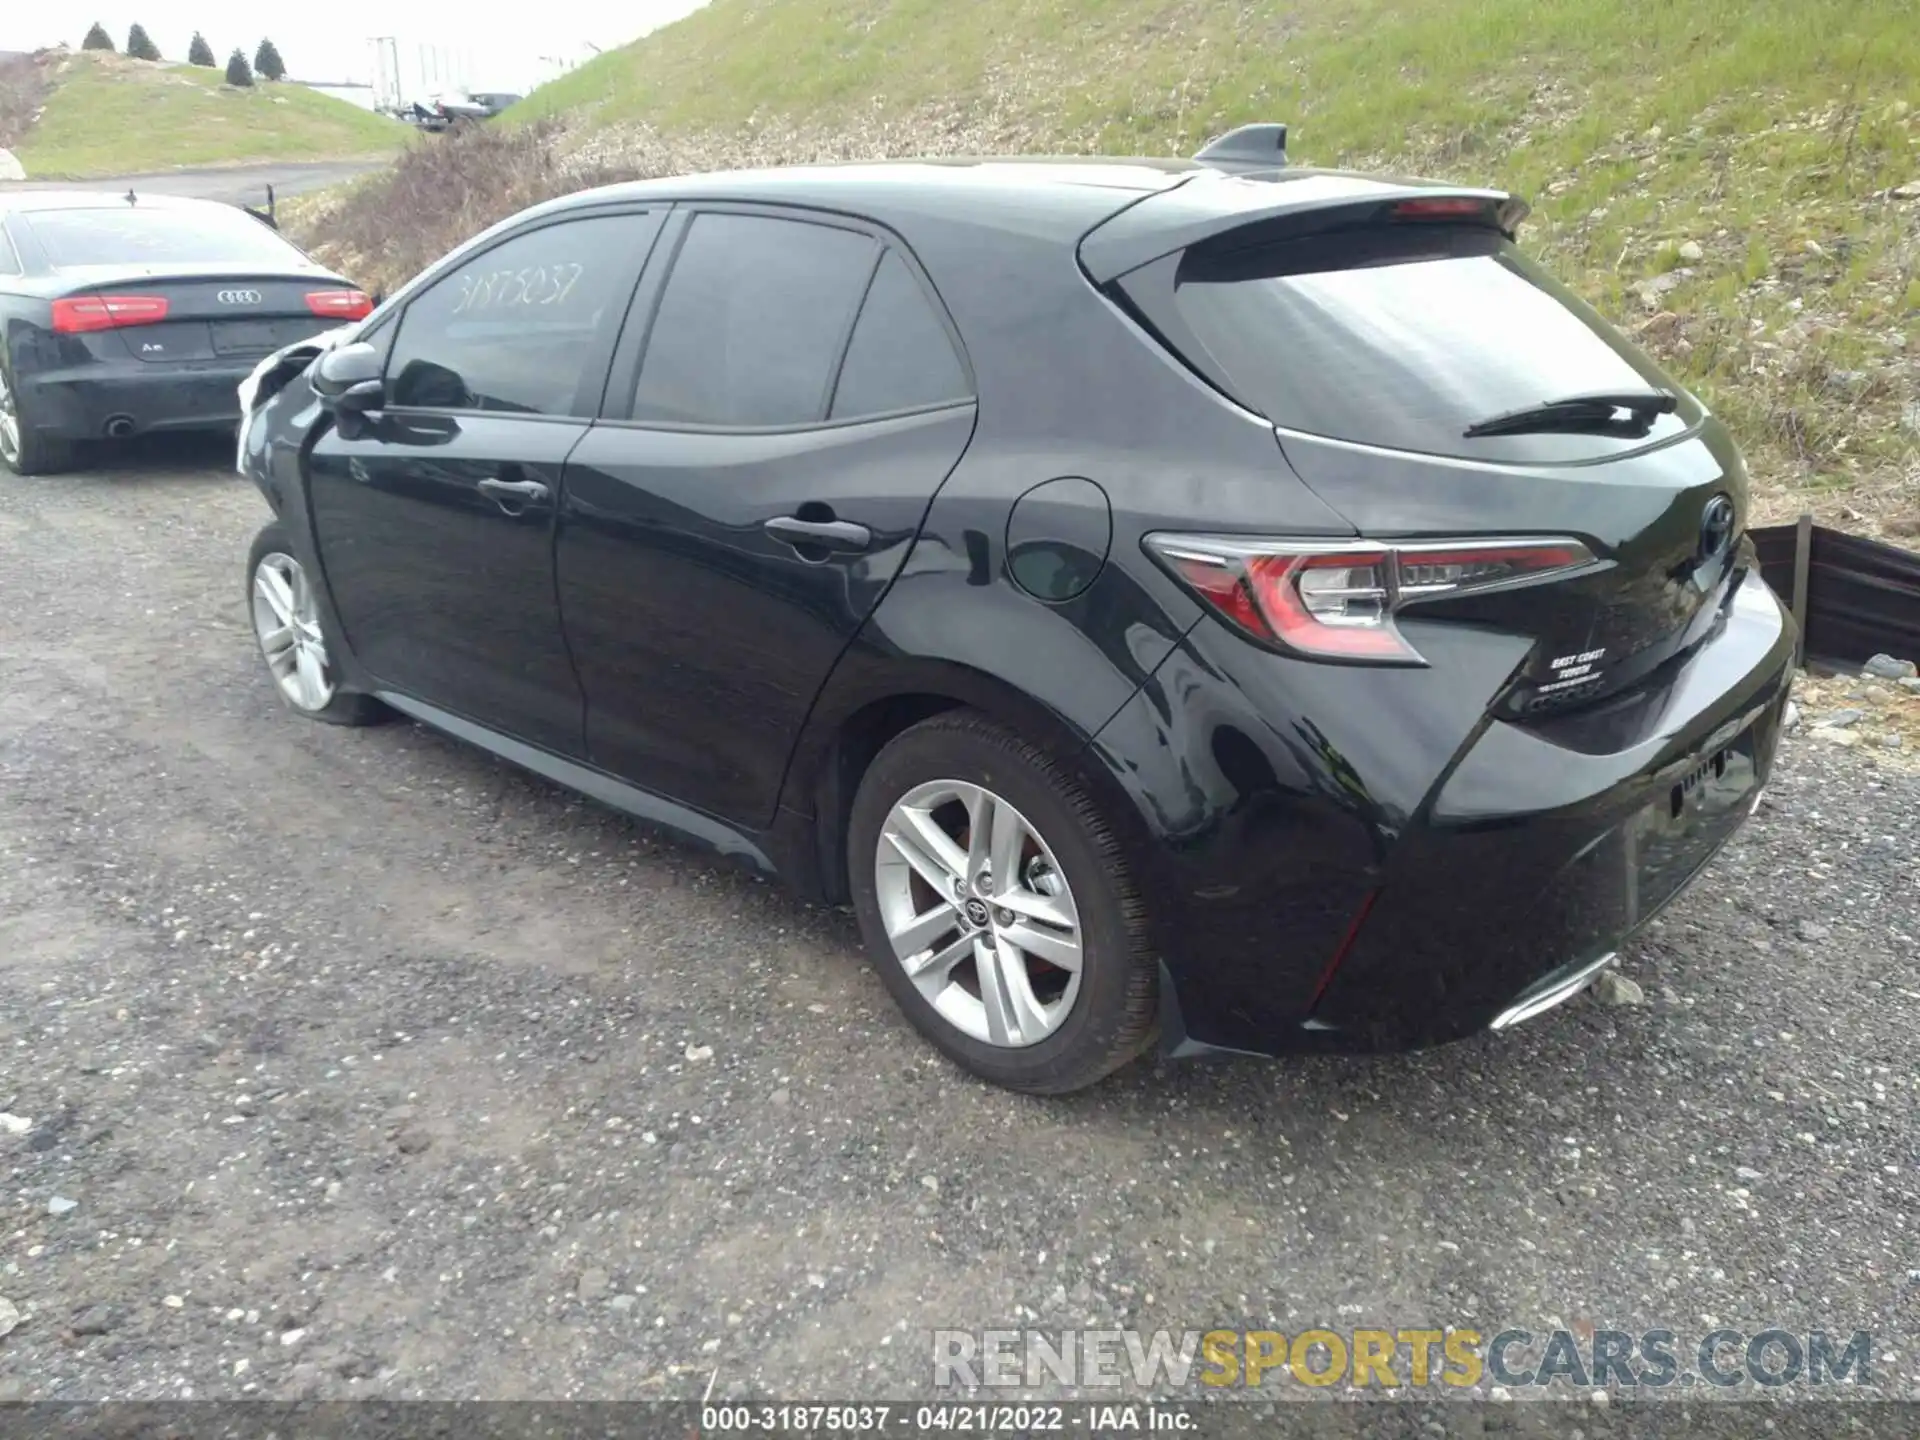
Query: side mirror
[{"left": 312, "top": 341, "right": 384, "bottom": 411}]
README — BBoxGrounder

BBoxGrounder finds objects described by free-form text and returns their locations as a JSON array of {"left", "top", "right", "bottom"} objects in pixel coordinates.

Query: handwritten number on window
[{"left": 450, "top": 262, "right": 586, "bottom": 315}]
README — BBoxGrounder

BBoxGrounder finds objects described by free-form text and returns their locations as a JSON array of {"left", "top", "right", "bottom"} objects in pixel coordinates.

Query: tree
[
  {"left": 126, "top": 24, "right": 162, "bottom": 61},
  {"left": 187, "top": 32, "right": 215, "bottom": 66},
  {"left": 253, "top": 38, "right": 285, "bottom": 81},
  {"left": 224, "top": 48, "right": 253, "bottom": 87},
  {"left": 81, "top": 22, "right": 114, "bottom": 50}
]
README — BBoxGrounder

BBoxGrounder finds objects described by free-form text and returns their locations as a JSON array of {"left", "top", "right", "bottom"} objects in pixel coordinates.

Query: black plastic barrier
[{"left": 1751, "top": 520, "right": 1920, "bottom": 669}]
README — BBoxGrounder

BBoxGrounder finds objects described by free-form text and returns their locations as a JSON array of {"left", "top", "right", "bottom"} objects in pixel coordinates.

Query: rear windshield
[
  {"left": 23, "top": 206, "right": 306, "bottom": 270},
  {"left": 1152, "top": 225, "right": 1693, "bottom": 463}
]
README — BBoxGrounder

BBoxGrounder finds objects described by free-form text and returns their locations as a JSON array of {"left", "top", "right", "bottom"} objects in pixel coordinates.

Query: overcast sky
[{"left": 1, "top": 0, "right": 710, "bottom": 96}]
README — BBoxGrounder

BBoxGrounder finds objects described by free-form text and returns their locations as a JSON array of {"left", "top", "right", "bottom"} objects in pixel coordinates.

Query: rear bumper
[
  {"left": 18, "top": 358, "right": 253, "bottom": 440},
  {"left": 1109, "top": 568, "right": 1795, "bottom": 1059}
]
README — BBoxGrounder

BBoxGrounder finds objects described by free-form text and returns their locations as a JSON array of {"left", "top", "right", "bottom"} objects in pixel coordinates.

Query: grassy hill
[
  {"left": 10, "top": 50, "right": 405, "bottom": 179},
  {"left": 324, "top": 0, "right": 1920, "bottom": 530}
]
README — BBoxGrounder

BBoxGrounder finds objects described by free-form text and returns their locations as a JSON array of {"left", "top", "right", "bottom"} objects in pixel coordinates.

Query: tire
[
  {"left": 246, "top": 521, "right": 386, "bottom": 726},
  {"left": 0, "top": 349, "right": 75, "bottom": 477},
  {"left": 848, "top": 710, "right": 1158, "bottom": 1094}
]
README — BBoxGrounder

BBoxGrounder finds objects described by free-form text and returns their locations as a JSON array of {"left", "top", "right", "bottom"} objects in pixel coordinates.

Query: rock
[
  {"left": 1889, "top": 180, "right": 1920, "bottom": 200},
  {"left": 575, "top": 1268, "right": 610, "bottom": 1302},
  {"left": 1782, "top": 700, "right": 1800, "bottom": 731},
  {"left": 71, "top": 1304, "right": 124, "bottom": 1336},
  {"left": 1862, "top": 653, "right": 1917, "bottom": 680},
  {"left": 1592, "top": 971, "right": 1644, "bottom": 1006},
  {"left": 1735, "top": 1166, "right": 1764, "bottom": 1181},
  {"left": 769, "top": 1088, "right": 790, "bottom": 1106},
  {"left": 1878, "top": 732, "right": 1904, "bottom": 750},
  {"left": 1677, "top": 240, "right": 1704, "bottom": 262},
  {"left": 47, "top": 1196, "right": 78, "bottom": 1216},
  {"left": 393, "top": 1126, "right": 432, "bottom": 1155},
  {"left": 1854, "top": 683, "right": 1893, "bottom": 702},
  {"left": 280, "top": 1327, "right": 307, "bottom": 1346},
  {"left": 610, "top": 1293, "right": 637, "bottom": 1312},
  {"left": 684, "top": 1043, "right": 714, "bottom": 1062},
  {"left": 1813, "top": 728, "right": 1860, "bottom": 748},
  {"left": 0, "top": 1298, "right": 19, "bottom": 1340},
  {"left": 1902, "top": 677, "right": 1920, "bottom": 694},
  {"left": 920, "top": 1174, "right": 940, "bottom": 1193},
  {"left": 1903, "top": 403, "right": 1920, "bottom": 437},
  {"left": 1814, "top": 708, "right": 1865, "bottom": 729},
  {"left": 0, "top": 149, "right": 23, "bottom": 183},
  {"left": 1634, "top": 272, "right": 1684, "bottom": 307},
  {"left": 162, "top": 1294, "right": 185, "bottom": 1309},
  {"left": 1824, "top": 369, "right": 1871, "bottom": 396},
  {"left": 0, "top": 1114, "right": 30, "bottom": 1136},
  {"left": 1796, "top": 920, "right": 1832, "bottom": 942},
  {"left": 1636, "top": 310, "right": 1682, "bottom": 340}
]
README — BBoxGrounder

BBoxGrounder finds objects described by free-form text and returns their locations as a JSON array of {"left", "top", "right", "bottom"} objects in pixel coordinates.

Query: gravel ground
[{"left": 0, "top": 438, "right": 1916, "bottom": 1404}]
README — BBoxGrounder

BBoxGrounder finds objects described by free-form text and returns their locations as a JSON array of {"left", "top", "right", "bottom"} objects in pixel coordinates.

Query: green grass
[
  {"left": 513, "top": 0, "right": 1920, "bottom": 528},
  {"left": 15, "top": 52, "right": 406, "bottom": 179}
]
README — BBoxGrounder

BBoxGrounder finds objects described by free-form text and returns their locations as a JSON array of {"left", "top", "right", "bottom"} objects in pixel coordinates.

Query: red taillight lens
[
  {"left": 1148, "top": 535, "right": 1596, "bottom": 664},
  {"left": 305, "top": 289, "right": 374, "bottom": 320},
  {"left": 51, "top": 295, "right": 170, "bottom": 333}
]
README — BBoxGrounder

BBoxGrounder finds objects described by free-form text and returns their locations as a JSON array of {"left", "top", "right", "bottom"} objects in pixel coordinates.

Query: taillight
[
  {"left": 1146, "top": 535, "right": 1596, "bottom": 664},
  {"left": 305, "top": 289, "right": 373, "bottom": 320},
  {"left": 51, "top": 295, "right": 170, "bottom": 333}
]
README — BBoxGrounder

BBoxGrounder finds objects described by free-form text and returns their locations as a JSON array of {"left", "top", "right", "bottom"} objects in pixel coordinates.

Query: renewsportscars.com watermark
[{"left": 932, "top": 1327, "right": 1879, "bottom": 1392}]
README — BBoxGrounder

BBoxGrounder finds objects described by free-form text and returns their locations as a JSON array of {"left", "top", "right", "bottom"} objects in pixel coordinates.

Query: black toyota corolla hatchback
[{"left": 236, "top": 125, "right": 1793, "bottom": 1093}]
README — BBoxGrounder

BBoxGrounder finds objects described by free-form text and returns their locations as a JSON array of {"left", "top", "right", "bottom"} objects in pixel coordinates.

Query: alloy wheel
[
  {"left": 0, "top": 364, "right": 19, "bottom": 468},
  {"left": 875, "top": 779, "right": 1084, "bottom": 1048},
  {"left": 251, "top": 551, "right": 337, "bottom": 712}
]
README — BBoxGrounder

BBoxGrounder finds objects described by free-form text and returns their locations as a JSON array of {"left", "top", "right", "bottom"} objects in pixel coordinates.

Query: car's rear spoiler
[{"left": 1079, "top": 123, "right": 1525, "bottom": 283}]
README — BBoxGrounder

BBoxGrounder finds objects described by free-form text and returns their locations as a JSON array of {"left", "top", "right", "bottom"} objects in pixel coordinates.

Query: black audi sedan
[
  {"left": 0, "top": 190, "right": 369, "bottom": 474},
  {"left": 234, "top": 125, "right": 1794, "bottom": 1093}
]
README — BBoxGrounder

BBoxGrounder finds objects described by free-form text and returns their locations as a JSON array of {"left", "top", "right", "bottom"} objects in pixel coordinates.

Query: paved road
[
  {"left": 0, "top": 438, "right": 1915, "bottom": 1405},
  {"left": 0, "top": 160, "right": 383, "bottom": 205}
]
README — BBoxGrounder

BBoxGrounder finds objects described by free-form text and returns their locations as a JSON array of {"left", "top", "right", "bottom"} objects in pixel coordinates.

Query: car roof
[
  {"left": 0, "top": 189, "right": 239, "bottom": 217},
  {"left": 542, "top": 156, "right": 1488, "bottom": 250}
]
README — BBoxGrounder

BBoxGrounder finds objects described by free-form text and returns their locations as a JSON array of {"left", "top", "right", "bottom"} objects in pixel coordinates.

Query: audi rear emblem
[{"left": 216, "top": 289, "right": 263, "bottom": 305}]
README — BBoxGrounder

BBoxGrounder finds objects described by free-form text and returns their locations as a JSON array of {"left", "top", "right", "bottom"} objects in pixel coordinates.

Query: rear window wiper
[{"left": 1463, "top": 389, "right": 1678, "bottom": 439}]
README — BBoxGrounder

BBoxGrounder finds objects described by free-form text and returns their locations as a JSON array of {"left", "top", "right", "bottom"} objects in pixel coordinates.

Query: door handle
[
  {"left": 477, "top": 475, "right": 550, "bottom": 513},
  {"left": 764, "top": 515, "right": 873, "bottom": 553}
]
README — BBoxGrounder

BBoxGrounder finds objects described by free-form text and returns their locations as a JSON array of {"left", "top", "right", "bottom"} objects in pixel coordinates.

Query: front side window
[
  {"left": 387, "top": 213, "right": 659, "bottom": 416},
  {"left": 633, "top": 212, "right": 877, "bottom": 428}
]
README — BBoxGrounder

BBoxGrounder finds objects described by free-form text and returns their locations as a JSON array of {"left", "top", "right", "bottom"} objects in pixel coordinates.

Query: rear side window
[
  {"left": 21, "top": 206, "right": 306, "bottom": 269},
  {"left": 386, "top": 212, "right": 658, "bottom": 416},
  {"left": 829, "top": 251, "right": 970, "bottom": 420},
  {"left": 633, "top": 212, "right": 876, "bottom": 428},
  {"left": 1139, "top": 225, "right": 1691, "bottom": 463},
  {"left": 0, "top": 226, "right": 18, "bottom": 276}
]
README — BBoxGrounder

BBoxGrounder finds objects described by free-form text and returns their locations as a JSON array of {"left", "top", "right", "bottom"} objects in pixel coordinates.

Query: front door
[
  {"left": 557, "top": 209, "right": 977, "bottom": 828},
  {"left": 307, "top": 208, "right": 665, "bottom": 755}
]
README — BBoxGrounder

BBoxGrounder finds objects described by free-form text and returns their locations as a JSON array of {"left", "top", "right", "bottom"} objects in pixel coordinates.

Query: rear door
[
  {"left": 557, "top": 207, "right": 977, "bottom": 828},
  {"left": 307, "top": 207, "right": 666, "bottom": 755}
]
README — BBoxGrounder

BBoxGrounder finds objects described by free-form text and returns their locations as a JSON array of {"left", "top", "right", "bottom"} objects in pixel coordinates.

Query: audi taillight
[
  {"left": 305, "top": 289, "right": 373, "bottom": 320},
  {"left": 51, "top": 295, "right": 170, "bottom": 333},
  {"left": 1146, "top": 535, "right": 1596, "bottom": 664}
]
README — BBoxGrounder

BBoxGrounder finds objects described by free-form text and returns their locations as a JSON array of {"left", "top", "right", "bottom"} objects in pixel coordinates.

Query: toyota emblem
[
  {"left": 216, "top": 288, "right": 263, "bottom": 305},
  {"left": 1698, "top": 494, "right": 1736, "bottom": 563}
]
